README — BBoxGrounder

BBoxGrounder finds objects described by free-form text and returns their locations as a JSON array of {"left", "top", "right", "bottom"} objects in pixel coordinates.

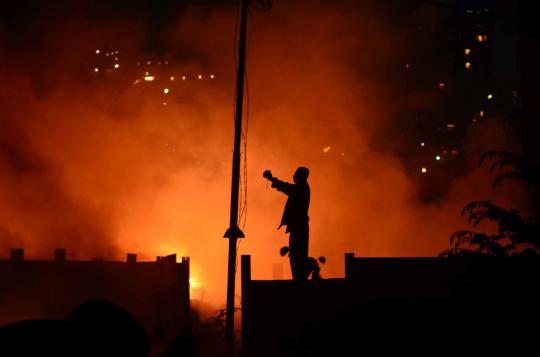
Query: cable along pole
[{"left": 223, "top": 0, "right": 249, "bottom": 353}]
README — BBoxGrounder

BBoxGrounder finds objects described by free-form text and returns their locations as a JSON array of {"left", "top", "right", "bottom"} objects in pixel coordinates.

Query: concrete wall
[
  {"left": 241, "top": 253, "right": 540, "bottom": 356},
  {"left": 0, "top": 249, "right": 190, "bottom": 352}
]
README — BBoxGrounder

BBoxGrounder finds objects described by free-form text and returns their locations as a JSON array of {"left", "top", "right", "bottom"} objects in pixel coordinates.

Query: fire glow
[{"left": 0, "top": 0, "right": 525, "bottom": 307}]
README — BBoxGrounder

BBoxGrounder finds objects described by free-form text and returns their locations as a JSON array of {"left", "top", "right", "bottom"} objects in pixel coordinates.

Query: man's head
[{"left": 293, "top": 167, "right": 310, "bottom": 184}]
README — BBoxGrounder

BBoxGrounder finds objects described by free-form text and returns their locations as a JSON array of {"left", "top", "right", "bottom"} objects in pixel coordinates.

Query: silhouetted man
[{"left": 263, "top": 167, "right": 310, "bottom": 280}]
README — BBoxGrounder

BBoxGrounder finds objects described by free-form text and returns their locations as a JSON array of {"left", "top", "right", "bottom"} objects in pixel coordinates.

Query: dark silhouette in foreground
[
  {"left": 0, "top": 300, "right": 150, "bottom": 357},
  {"left": 264, "top": 167, "right": 310, "bottom": 280},
  {"left": 241, "top": 254, "right": 540, "bottom": 356}
]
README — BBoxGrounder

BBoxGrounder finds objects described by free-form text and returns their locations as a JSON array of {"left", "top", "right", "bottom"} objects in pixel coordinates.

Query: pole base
[{"left": 224, "top": 226, "right": 245, "bottom": 239}]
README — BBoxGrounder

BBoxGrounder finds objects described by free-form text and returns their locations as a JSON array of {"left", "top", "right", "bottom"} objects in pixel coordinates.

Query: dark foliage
[
  {"left": 441, "top": 201, "right": 540, "bottom": 257},
  {"left": 443, "top": 147, "right": 540, "bottom": 257},
  {"left": 478, "top": 150, "right": 540, "bottom": 189}
]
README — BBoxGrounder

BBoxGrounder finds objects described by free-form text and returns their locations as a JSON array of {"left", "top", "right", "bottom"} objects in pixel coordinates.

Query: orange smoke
[{"left": 0, "top": 1, "right": 527, "bottom": 306}]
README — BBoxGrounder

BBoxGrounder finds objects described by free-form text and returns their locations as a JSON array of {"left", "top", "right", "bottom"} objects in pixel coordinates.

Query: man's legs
[{"left": 289, "top": 224, "right": 309, "bottom": 280}]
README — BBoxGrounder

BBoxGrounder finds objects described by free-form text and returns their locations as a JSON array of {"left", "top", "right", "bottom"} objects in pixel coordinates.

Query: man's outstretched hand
[{"left": 263, "top": 170, "right": 273, "bottom": 180}]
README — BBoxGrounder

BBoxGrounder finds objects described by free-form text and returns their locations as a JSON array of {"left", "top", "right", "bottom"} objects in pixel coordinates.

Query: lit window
[
  {"left": 421, "top": 167, "right": 427, "bottom": 174},
  {"left": 435, "top": 156, "right": 441, "bottom": 161},
  {"left": 464, "top": 48, "right": 471, "bottom": 56},
  {"left": 144, "top": 75, "right": 155, "bottom": 81},
  {"left": 487, "top": 94, "right": 493, "bottom": 100},
  {"left": 163, "top": 88, "right": 169, "bottom": 94},
  {"left": 198, "top": 74, "right": 203, "bottom": 79},
  {"left": 95, "top": 49, "right": 100, "bottom": 54},
  {"left": 114, "top": 63, "right": 119, "bottom": 69},
  {"left": 476, "top": 35, "right": 487, "bottom": 42},
  {"left": 465, "top": 62, "right": 471, "bottom": 69}
]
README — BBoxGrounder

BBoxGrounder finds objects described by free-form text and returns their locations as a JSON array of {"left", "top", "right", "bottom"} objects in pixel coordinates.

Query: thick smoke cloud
[{"left": 0, "top": 0, "right": 527, "bottom": 305}]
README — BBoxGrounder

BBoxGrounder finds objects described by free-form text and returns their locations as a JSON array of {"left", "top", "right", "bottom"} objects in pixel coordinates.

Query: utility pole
[{"left": 224, "top": 0, "right": 249, "bottom": 353}]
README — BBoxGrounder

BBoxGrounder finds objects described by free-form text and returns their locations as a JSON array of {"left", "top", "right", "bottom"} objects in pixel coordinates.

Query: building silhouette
[
  {"left": 241, "top": 253, "right": 540, "bottom": 356},
  {"left": 0, "top": 248, "right": 190, "bottom": 355}
]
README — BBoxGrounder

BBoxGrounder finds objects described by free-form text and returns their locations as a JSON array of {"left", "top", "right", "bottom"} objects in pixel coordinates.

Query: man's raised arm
[{"left": 263, "top": 170, "right": 294, "bottom": 195}]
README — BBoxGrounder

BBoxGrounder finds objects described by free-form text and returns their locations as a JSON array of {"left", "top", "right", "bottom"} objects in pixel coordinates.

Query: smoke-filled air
[{"left": 0, "top": 0, "right": 528, "bottom": 305}]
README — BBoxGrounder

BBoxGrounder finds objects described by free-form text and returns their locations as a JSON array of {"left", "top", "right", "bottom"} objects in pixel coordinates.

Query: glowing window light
[
  {"left": 144, "top": 75, "right": 155, "bottom": 81},
  {"left": 421, "top": 167, "right": 427, "bottom": 174},
  {"left": 420, "top": 142, "right": 425, "bottom": 147},
  {"left": 464, "top": 48, "right": 471, "bottom": 55},
  {"left": 210, "top": 74, "right": 215, "bottom": 79},
  {"left": 114, "top": 57, "right": 118, "bottom": 61},
  {"left": 163, "top": 102, "right": 167, "bottom": 106},
  {"left": 198, "top": 74, "right": 203, "bottom": 79},
  {"left": 479, "top": 110, "right": 485, "bottom": 117},
  {"left": 95, "top": 49, "right": 100, "bottom": 54},
  {"left": 405, "top": 63, "right": 410, "bottom": 69},
  {"left": 447, "top": 123, "right": 456, "bottom": 129},
  {"left": 182, "top": 75, "right": 186, "bottom": 80},
  {"left": 438, "top": 82, "right": 445, "bottom": 90},
  {"left": 487, "top": 94, "right": 493, "bottom": 100},
  {"left": 465, "top": 62, "right": 471, "bottom": 69},
  {"left": 476, "top": 35, "right": 487, "bottom": 42},
  {"left": 163, "top": 88, "right": 169, "bottom": 94},
  {"left": 94, "top": 67, "right": 99, "bottom": 73},
  {"left": 435, "top": 155, "right": 441, "bottom": 161},
  {"left": 170, "top": 76, "right": 175, "bottom": 81},
  {"left": 147, "top": 61, "right": 151, "bottom": 65},
  {"left": 114, "top": 63, "right": 119, "bottom": 69},
  {"left": 322, "top": 146, "right": 332, "bottom": 154}
]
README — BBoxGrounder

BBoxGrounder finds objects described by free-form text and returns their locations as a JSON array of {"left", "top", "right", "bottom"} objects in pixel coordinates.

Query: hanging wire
[{"left": 234, "top": 0, "right": 273, "bottom": 276}]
